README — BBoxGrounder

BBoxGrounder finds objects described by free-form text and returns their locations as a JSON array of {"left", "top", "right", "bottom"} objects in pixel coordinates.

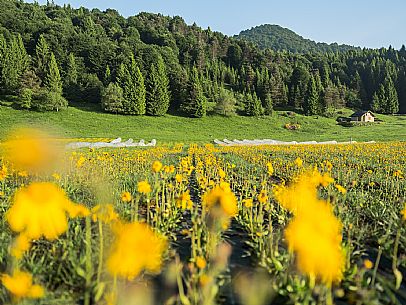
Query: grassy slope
[{"left": 0, "top": 105, "right": 405, "bottom": 143}]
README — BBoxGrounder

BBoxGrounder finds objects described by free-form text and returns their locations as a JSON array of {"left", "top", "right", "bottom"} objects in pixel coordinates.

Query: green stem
[
  {"left": 371, "top": 246, "right": 382, "bottom": 286},
  {"left": 84, "top": 216, "right": 92, "bottom": 305},
  {"left": 96, "top": 221, "right": 104, "bottom": 285}
]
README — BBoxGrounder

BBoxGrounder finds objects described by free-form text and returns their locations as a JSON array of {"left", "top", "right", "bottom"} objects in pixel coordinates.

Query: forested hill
[
  {"left": 235, "top": 24, "right": 359, "bottom": 53},
  {"left": 0, "top": 0, "right": 405, "bottom": 118}
]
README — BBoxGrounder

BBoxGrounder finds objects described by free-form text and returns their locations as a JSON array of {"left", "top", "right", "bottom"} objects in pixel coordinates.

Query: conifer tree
[
  {"left": 244, "top": 91, "right": 262, "bottom": 116},
  {"left": 66, "top": 53, "right": 78, "bottom": 86},
  {"left": 45, "top": 52, "right": 63, "bottom": 94},
  {"left": 303, "top": 75, "right": 319, "bottom": 115},
  {"left": 35, "top": 35, "right": 50, "bottom": 80},
  {"left": 146, "top": 56, "right": 170, "bottom": 116},
  {"left": 1, "top": 35, "right": 29, "bottom": 93},
  {"left": 384, "top": 76, "right": 399, "bottom": 114},
  {"left": 181, "top": 67, "right": 207, "bottom": 117},
  {"left": 263, "top": 93, "right": 273, "bottom": 115}
]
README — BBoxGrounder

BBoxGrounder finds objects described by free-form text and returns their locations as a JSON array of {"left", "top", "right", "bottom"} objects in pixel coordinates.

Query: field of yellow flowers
[{"left": 0, "top": 129, "right": 405, "bottom": 305}]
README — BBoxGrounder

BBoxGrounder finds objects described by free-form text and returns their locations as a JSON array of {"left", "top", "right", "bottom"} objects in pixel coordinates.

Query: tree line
[{"left": 0, "top": 0, "right": 405, "bottom": 117}]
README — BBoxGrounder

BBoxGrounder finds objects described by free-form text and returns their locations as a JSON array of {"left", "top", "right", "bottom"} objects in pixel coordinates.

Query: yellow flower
[
  {"left": 176, "top": 191, "right": 193, "bottom": 210},
  {"left": 52, "top": 173, "right": 61, "bottom": 181},
  {"left": 175, "top": 174, "right": 183, "bottom": 183},
  {"left": 76, "top": 156, "right": 86, "bottom": 168},
  {"left": 335, "top": 184, "right": 347, "bottom": 195},
  {"left": 218, "top": 168, "right": 226, "bottom": 179},
  {"left": 257, "top": 190, "right": 268, "bottom": 204},
  {"left": 91, "top": 204, "right": 119, "bottom": 223},
  {"left": 137, "top": 180, "right": 152, "bottom": 194},
  {"left": 1, "top": 270, "right": 44, "bottom": 299},
  {"left": 121, "top": 191, "right": 132, "bottom": 203},
  {"left": 107, "top": 222, "right": 167, "bottom": 280},
  {"left": 10, "top": 234, "right": 32, "bottom": 259},
  {"left": 266, "top": 162, "right": 274, "bottom": 176},
  {"left": 294, "top": 157, "right": 303, "bottom": 167},
  {"left": 195, "top": 256, "right": 207, "bottom": 269},
  {"left": 18, "top": 171, "right": 28, "bottom": 177},
  {"left": 243, "top": 198, "right": 253, "bottom": 208},
  {"left": 363, "top": 259, "right": 373, "bottom": 269},
  {"left": 284, "top": 203, "right": 344, "bottom": 286},
  {"left": 6, "top": 183, "right": 88, "bottom": 240},
  {"left": 4, "top": 128, "right": 60, "bottom": 173},
  {"left": 401, "top": 203, "right": 406, "bottom": 221},
  {"left": 0, "top": 164, "right": 8, "bottom": 181},
  {"left": 152, "top": 161, "right": 163, "bottom": 173},
  {"left": 202, "top": 185, "right": 238, "bottom": 217},
  {"left": 393, "top": 170, "right": 404, "bottom": 179}
]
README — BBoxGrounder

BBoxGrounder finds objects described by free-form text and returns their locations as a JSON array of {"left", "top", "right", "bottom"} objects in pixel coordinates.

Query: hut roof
[{"left": 350, "top": 111, "right": 375, "bottom": 118}]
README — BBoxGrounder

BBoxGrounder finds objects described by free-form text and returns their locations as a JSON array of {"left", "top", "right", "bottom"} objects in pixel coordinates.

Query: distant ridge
[{"left": 235, "top": 24, "right": 359, "bottom": 53}]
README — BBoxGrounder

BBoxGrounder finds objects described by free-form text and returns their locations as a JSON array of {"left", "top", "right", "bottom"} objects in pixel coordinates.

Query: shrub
[
  {"left": 101, "top": 83, "right": 125, "bottom": 114},
  {"left": 32, "top": 89, "right": 68, "bottom": 111}
]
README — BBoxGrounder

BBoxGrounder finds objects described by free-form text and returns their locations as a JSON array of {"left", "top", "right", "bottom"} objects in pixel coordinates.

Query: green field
[{"left": 0, "top": 104, "right": 405, "bottom": 143}]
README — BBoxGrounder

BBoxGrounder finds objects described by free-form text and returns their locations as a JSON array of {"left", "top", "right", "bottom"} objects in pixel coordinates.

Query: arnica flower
[
  {"left": 76, "top": 156, "right": 86, "bottom": 168},
  {"left": 266, "top": 162, "right": 274, "bottom": 176},
  {"left": 91, "top": 204, "right": 119, "bottom": 223},
  {"left": 257, "top": 190, "right": 268, "bottom": 204},
  {"left": 294, "top": 157, "right": 303, "bottom": 167},
  {"left": 176, "top": 191, "right": 193, "bottom": 210},
  {"left": 393, "top": 170, "right": 404, "bottom": 179},
  {"left": 137, "top": 180, "right": 152, "bottom": 195},
  {"left": 218, "top": 168, "right": 226, "bottom": 179},
  {"left": 274, "top": 171, "right": 333, "bottom": 214},
  {"left": 335, "top": 184, "right": 347, "bottom": 195},
  {"left": 6, "top": 182, "right": 89, "bottom": 240},
  {"left": 5, "top": 128, "right": 60, "bottom": 173},
  {"left": 10, "top": 234, "right": 31, "bottom": 259},
  {"left": 195, "top": 256, "right": 207, "bottom": 269},
  {"left": 152, "top": 161, "right": 163, "bottom": 173},
  {"left": 175, "top": 174, "right": 183, "bottom": 184},
  {"left": 0, "top": 164, "right": 8, "bottom": 181},
  {"left": 1, "top": 270, "right": 44, "bottom": 299},
  {"left": 401, "top": 203, "right": 406, "bottom": 221},
  {"left": 243, "top": 198, "right": 253, "bottom": 208},
  {"left": 107, "top": 222, "right": 167, "bottom": 280},
  {"left": 121, "top": 191, "right": 132, "bottom": 203},
  {"left": 284, "top": 202, "right": 344, "bottom": 286},
  {"left": 202, "top": 185, "right": 238, "bottom": 217},
  {"left": 363, "top": 259, "right": 373, "bottom": 269}
]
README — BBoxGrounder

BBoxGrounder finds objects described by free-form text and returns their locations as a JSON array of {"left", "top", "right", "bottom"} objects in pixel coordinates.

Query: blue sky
[{"left": 31, "top": 0, "right": 405, "bottom": 49}]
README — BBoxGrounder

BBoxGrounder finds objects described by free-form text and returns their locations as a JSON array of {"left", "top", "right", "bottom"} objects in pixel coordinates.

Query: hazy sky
[{"left": 30, "top": 0, "right": 405, "bottom": 49}]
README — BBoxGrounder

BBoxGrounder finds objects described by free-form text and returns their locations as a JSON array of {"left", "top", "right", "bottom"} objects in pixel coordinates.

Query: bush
[
  {"left": 214, "top": 88, "right": 236, "bottom": 117},
  {"left": 32, "top": 89, "right": 68, "bottom": 111},
  {"left": 17, "top": 88, "right": 33, "bottom": 109},
  {"left": 101, "top": 83, "right": 125, "bottom": 114}
]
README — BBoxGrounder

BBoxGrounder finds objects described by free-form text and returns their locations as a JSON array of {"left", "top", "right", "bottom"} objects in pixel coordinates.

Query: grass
[{"left": 0, "top": 104, "right": 405, "bottom": 143}]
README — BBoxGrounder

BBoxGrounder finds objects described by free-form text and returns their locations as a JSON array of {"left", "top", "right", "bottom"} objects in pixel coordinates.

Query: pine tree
[
  {"left": 146, "top": 56, "right": 170, "bottom": 116},
  {"left": 66, "top": 53, "right": 78, "bottom": 86},
  {"left": 263, "top": 93, "right": 273, "bottom": 115},
  {"left": 244, "top": 91, "right": 262, "bottom": 116},
  {"left": 384, "top": 76, "right": 399, "bottom": 114},
  {"left": 35, "top": 35, "right": 50, "bottom": 80},
  {"left": 303, "top": 75, "right": 319, "bottom": 115},
  {"left": 104, "top": 65, "right": 111, "bottom": 86},
  {"left": 45, "top": 53, "right": 63, "bottom": 95},
  {"left": 181, "top": 67, "right": 207, "bottom": 118},
  {"left": 371, "top": 84, "right": 385, "bottom": 113},
  {"left": 129, "top": 55, "right": 146, "bottom": 115},
  {"left": 1, "top": 35, "right": 29, "bottom": 93},
  {"left": 101, "top": 83, "right": 125, "bottom": 114}
]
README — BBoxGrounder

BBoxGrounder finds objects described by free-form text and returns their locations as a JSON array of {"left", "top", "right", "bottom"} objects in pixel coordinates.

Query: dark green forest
[
  {"left": 236, "top": 24, "right": 359, "bottom": 54},
  {"left": 0, "top": 0, "right": 405, "bottom": 117}
]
